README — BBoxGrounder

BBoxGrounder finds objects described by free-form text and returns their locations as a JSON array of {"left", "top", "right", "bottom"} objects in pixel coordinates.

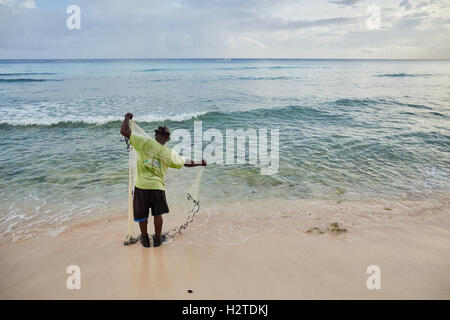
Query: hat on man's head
[{"left": 154, "top": 125, "right": 171, "bottom": 135}]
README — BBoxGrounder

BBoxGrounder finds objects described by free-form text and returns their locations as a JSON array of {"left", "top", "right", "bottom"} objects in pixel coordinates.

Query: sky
[{"left": 0, "top": 0, "right": 449, "bottom": 59}]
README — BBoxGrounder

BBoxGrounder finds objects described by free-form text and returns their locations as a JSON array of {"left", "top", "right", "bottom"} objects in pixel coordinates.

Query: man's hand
[
  {"left": 184, "top": 159, "right": 208, "bottom": 167},
  {"left": 120, "top": 113, "right": 133, "bottom": 139}
]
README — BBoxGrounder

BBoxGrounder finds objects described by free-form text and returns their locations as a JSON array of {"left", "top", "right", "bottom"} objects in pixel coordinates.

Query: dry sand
[{"left": 0, "top": 198, "right": 449, "bottom": 299}]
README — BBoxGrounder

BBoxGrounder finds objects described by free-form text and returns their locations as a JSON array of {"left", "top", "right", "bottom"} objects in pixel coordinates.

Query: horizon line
[{"left": 0, "top": 58, "right": 449, "bottom": 61}]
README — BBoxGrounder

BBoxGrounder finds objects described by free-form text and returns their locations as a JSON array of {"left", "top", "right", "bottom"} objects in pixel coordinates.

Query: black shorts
[{"left": 133, "top": 187, "right": 169, "bottom": 221}]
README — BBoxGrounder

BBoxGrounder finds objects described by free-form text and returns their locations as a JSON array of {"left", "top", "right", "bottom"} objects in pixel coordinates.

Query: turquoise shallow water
[{"left": 0, "top": 59, "right": 449, "bottom": 242}]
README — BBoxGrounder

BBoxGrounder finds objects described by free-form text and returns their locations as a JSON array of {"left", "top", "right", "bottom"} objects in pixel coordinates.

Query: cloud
[
  {"left": 0, "top": 0, "right": 35, "bottom": 8},
  {"left": 277, "top": 17, "right": 358, "bottom": 30},
  {"left": 328, "top": 0, "right": 361, "bottom": 6},
  {"left": 399, "top": 0, "right": 413, "bottom": 10},
  {"left": 227, "top": 34, "right": 265, "bottom": 49},
  {"left": 0, "top": 0, "right": 448, "bottom": 59},
  {"left": 417, "top": 1, "right": 431, "bottom": 9}
]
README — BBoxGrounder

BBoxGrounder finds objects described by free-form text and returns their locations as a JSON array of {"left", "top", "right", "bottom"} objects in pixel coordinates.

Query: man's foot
[
  {"left": 153, "top": 234, "right": 167, "bottom": 247},
  {"left": 140, "top": 234, "right": 150, "bottom": 247}
]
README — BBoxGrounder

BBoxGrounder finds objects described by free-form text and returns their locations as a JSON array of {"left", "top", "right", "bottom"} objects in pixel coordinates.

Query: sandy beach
[
  {"left": 2, "top": 0, "right": 450, "bottom": 306},
  {"left": 0, "top": 198, "right": 448, "bottom": 300}
]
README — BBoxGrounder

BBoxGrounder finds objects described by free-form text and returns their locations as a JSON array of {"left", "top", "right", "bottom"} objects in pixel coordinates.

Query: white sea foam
[{"left": 0, "top": 111, "right": 209, "bottom": 126}]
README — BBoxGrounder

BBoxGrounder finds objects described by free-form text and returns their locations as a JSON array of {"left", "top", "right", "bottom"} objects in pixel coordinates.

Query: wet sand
[{"left": 0, "top": 198, "right": 449, "bottom": 299}]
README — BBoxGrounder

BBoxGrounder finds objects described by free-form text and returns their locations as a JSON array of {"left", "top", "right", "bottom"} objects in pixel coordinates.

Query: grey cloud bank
[{"left": 0, "top": 0, "right": 449, "bottom": 59}]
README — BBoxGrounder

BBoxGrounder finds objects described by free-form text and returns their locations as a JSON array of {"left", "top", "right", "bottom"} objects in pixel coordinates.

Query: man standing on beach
[{"left": 120, "top": 113, "right": 206, "bottom": 247}]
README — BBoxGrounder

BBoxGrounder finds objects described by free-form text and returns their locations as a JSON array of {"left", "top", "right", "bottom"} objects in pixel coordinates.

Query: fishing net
[{"left": 123, "top": 119, "right": 204, "bottom": 245}]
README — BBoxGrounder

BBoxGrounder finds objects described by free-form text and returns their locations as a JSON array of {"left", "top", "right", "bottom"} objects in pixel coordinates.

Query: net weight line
[
  {"left": 123, "top": 192, "right": 200, "bottom": 246},
  {"left": 123, "top": 120, "right": 203, "bottom": 246}
]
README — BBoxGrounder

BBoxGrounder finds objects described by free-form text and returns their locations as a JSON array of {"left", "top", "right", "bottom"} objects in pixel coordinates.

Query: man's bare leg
[
  {"left": 139, "top": 219, "right": 148, "bottom": 236},
  {"left": 138, "top": 219, "right": 150, "bottom": 247},
  {"left": 154, "top": 215, "right": 163, "bottom": 239}
]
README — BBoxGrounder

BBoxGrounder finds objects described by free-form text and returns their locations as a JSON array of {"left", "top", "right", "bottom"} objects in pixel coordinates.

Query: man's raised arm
[{"left": 120, "top": 113, "right": 133, "bottom": 139}]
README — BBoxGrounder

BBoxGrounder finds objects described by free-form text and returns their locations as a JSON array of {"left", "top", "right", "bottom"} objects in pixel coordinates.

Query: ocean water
[{"left": 0, "top": 59, "right": 449, "bottom": 243}]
